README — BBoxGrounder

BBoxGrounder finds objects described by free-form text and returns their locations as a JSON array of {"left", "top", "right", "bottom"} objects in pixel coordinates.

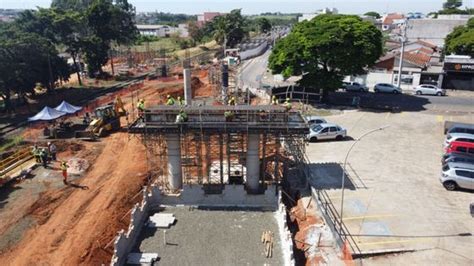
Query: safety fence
[{"left": 312, "top": 188, "right": 361, "bottom": 257}]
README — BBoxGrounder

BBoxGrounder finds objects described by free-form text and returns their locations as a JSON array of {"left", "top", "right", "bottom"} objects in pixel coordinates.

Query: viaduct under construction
[{"left": 129, "top": 105, "right": 309, "bottom": 194}]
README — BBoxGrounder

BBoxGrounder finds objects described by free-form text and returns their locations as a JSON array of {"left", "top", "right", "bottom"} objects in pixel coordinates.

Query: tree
[
  {"left": 51, "top": 0, "right": 94, "bottom": 11},
  {"left": 208, "top": 9, "right": 247, "bottom": 48},
  {"left": 445, "top": 18, "right": 474, "bottom": 57},
  {"left": 0, "top": 25, "right": 70, "bottom": 111},
  {"left": 269, "top": 14, "right": 383, "bottom": 101},
  {"left": 364, "top": 11, "right": 381, "bottom": 19},
  {"left": 256, "top": 17, "right": 272, "bottom": 33},
  {"left": 188, "top": 21, "right": 204, "bottom": 44},
  {"left": 443, "top": 0, "right": 462, "bottom": 9}
]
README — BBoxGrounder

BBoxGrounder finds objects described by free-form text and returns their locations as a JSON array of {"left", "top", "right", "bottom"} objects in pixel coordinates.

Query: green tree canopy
[
  {"left": 256, "top": 17, "right": 272, "bottom": 33},
  {"left": 443, "top": 0, "right": 463, "bottom": 9},
  {"left": 364, "top": 11, "right": 381, "bottom": 19},
  {"left": 269, "top": 14, "right": 383, "bottom": 99},
  {"left": 445, "top": 18, "right": 474, "bottom": 57}
]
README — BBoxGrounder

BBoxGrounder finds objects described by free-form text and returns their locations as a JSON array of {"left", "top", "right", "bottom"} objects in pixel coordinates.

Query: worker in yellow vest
[
  {"left": 166, "top": 95, "right": 176, "bottom": 105},
  {"left": 61, "top": 161, "right": 69, "bottom": 185}
]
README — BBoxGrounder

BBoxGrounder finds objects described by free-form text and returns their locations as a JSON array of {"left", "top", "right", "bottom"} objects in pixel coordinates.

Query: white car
[
  {"left": 305, "top": 116, "right": 327, "bottom": 126},
  {"left": 343, "top": 82, "right": 369, "bottom": 92},
  {"left": 374, "top": 83, "right": 402, "bottom": 94},
  {"left": 444, "top": 133, "right": 474, "bottom": 148},
  {"left": 441, "top": 162, "right": 474, "bottom": 190},
  {"left": 414, "top": 84, "right": 446, "bottom": 96},
  {"left": 307, "top": 123, "right": 347, "bottom": 142}
]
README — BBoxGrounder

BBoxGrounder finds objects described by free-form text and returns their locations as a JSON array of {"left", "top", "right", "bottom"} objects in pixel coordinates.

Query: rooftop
[{"left": 132, "top": 206, "right": 283, "bottom": 265}]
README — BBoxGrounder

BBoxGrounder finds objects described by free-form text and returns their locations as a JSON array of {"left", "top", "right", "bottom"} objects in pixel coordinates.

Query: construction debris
[{"left": 261, "top": 230, "right": 274, "bottom": 258}]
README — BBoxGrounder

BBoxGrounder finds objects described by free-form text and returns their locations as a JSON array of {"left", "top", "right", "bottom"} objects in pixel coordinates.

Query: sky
[{"left": 1, "top": 0, "right": 473, "bottom": 15}]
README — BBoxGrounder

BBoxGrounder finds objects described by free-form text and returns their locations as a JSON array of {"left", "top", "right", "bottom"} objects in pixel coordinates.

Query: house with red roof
[{"left": 381, "top": 13, "right": 405, "bottom": 31}]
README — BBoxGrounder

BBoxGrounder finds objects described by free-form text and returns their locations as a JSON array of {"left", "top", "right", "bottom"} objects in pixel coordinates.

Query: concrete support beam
[
  {"left": 183, "top": 68, "right": 192, "bottom": 105},
  {"left": 166, "top": 134, "right": 182, "bottom": 190},
  {"left": 246, "top": 133, "right": 260, "bottom": 192}
]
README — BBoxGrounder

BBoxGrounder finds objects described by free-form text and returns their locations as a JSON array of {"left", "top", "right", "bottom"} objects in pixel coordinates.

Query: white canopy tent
[
  {"left": 54, "top": 101, "right": 82, "bottom": 114},
  {"left": 28, "top": 106, "right": 67, "bottom": 121}
]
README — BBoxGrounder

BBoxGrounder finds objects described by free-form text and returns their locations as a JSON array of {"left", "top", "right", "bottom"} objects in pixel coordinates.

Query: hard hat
[
  {"left": 167, "top": 95, "right": 171, "bottom": 98},
  {"left": 286, "top": 98, "right": 290, "bottom": 101},
  {"left": 177, "top": 96, "right": 181, "bottom": 99},
  {"left": 47, "top": 142, "right": 51, "bottom": 145}
]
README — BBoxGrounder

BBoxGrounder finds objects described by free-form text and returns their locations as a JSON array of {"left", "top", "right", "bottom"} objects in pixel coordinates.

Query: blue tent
[
  {"left": 28, "top": 106, "right": 66, "bottom": 121},
  {"left": 54, "top": 100, "right": 82, "bottom": 114}
]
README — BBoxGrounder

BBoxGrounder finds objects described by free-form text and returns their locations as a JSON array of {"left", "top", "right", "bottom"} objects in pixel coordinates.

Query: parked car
[
  {"left": 307, "top": 123, "right": 347, "bottom": 142},
  {"left": 447, "top": 125, "right": 474, "bottom": 135},
  {"left": 444, "top": 133, "right": 474, "bottom": 148},
  {"left": 305, "top": 116, "right": 327, "bottom": 126},
  {"left": 445, "top": 141, "right": 474, "bottom": 155},
  {"left": 442, "top": 152, "right": 474, "bottom": 165},
  {"left": 440, "top": 162, "right": 474, "bottom": 190},
  {"left": 414, "top": 84, "right": 446, "bottom": 96},
  {"left": 374, "top": 83, "right": 402, "bottom": 94},
  {"left": 343, "top": 82, "right": 369, "bottom": 92}
]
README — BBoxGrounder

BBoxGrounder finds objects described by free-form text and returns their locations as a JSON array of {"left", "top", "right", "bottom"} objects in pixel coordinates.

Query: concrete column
[
  {"left": 166, "top": 134, "right": 182, "bottom": 190},
  {"left": 183, "top": 68, "right": 192, "bottom": 105},
  {"left": 246, "top": 133, "right": 260, "bottom": 192}
]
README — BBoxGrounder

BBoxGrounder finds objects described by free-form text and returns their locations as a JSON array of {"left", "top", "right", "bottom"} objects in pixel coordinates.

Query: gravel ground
[
  {"left": 306, "top": 110, "right": 474, "bottom": 265},
  {"left": 133, "top": 206, "right": 282, "bottom": 266}
]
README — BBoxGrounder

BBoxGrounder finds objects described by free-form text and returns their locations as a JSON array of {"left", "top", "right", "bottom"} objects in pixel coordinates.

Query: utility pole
[{"left": 396, "top": 23, "right": 407, "bottom": 88}]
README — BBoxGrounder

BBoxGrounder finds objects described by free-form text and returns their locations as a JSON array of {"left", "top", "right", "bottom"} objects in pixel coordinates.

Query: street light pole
[
  {"left": 396, "top": 23, "right": 407, "bottom": 88},
  {"left": 340, "top": 126, "right": 390, "bottom": 225}
]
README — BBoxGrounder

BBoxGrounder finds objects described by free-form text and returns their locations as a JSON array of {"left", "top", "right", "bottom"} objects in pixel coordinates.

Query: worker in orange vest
[{"left": 61, "top": 161, "right": 69, "bottom": 185}]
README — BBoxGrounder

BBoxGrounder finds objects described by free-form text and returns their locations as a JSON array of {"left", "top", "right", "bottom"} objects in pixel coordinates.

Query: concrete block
[{"left": 147, "top": 213, "right": 176, "bottom": 228}]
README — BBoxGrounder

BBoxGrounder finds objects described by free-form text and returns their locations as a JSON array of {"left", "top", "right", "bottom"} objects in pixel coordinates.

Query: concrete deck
[{"left": 131, "top": 206, "right": 283, "bottom": 265}]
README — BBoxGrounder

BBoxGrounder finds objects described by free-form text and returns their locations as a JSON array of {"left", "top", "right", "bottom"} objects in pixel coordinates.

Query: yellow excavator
[{"left": 75, "top": 97, "right": 126, "bottom": 140}]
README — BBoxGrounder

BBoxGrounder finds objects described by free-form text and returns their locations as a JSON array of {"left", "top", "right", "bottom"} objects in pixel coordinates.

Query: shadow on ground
[
  {"left": 307, "top": 162, "right": 357, "bottom": 190},
  {"left": 323, "top": 91, "right": 431, "bottom": 113}
]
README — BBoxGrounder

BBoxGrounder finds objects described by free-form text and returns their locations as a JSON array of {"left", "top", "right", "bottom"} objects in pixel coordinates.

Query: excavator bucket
[{"left": 74, "top": 130, "right": 97, "bottom": 141}]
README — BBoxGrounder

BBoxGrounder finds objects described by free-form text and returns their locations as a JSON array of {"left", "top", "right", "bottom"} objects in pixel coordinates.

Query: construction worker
[
  {"left": 271, "top": 95, "right": 278, "bottom": 105},
  {"left": 48, "top": 142, "right": 57, "bottom": 161},
  {"left": 228, "top": 96, "right": 236, "bottom": 106},
  {"left": 137, "top": 99, "right": 145, "bottom": 119},
  {"left": 175, "top": 109, "right": 188, "bottom": 123},
  {"left": 166, "top": 95, "right": 175, "bottom": 105},
  {"left": 284, "top": 98, "right": 292, "bottom": 111},
  {"left": 40, "top": 148, "right": 48, "bottom": 168},
  {"left": 32, "top": 144, "right": 41, "bottom": 163},
  {"left": 61, "top": 160, "right": 69, "bottom": 185},
  {"left": 224, "top": 110, "right": 234, "bottom": 121},
  {"left": 177, "top": 96, "right": 185, "bottom": 106}
]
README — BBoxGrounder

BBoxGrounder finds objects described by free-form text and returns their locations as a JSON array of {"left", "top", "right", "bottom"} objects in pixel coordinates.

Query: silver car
[
  {"left": 344, "top": 82, "right": 369, "bottom": 92},
  {"left": 307, "top": 123, "right": 347, "bottom": 142},
  {"left": 444, "top": 133, "right": 474, "bottom": 148},
  {"left": 440, "top": 162, "right": 474, "bottom": 190},
  {"left": 374, "top": 83, "right": 402, "bottom": 94},
  {"left": 305, "top": 116, "right": 327, "bottom": 126},
  {"left": 414, "top": 84, "right": 446, "bottom": 96}
]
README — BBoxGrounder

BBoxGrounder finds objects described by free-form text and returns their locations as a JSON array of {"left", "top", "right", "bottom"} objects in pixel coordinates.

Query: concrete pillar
[
  {"left": 166, "top": 134, "right": 182, "bottom": 190},
  {"left": 183, "top": 68, "right": 192, "bottom": 105},
  {"left": 246, "top": 133, "right": 260, "bottom": 192}
]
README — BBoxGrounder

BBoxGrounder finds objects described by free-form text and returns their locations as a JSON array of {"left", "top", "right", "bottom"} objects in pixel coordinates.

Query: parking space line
[
  {"left": 436, "top": 115, "right": 444, "bottom": 123},
  {"left": 384, "top": 113, "right": 391, "bottom": 119},
  {"left": 343, "top": 214, "right": 397, "bottom": 221},
  {"left": 357, "top": 238, "right": 432, "bottom": 246}
]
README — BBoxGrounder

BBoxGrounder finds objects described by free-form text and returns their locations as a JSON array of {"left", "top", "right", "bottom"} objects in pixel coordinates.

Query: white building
[
  {"left": 298, "top": 8, "right": 338, "bottom": 22},
  {"left": 136, "top": 24, "right": 188, "bottom": 38}
]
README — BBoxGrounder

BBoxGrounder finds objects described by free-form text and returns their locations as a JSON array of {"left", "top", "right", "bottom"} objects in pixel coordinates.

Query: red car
[{"left": 446, "top": 141, "right": 474, "bottom": 155}]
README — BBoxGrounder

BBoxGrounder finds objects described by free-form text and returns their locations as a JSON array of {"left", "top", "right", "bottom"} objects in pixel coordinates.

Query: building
[
  {"left": 197, "top": 12, "right": 222, "bottom": 27},
  {"left": 298, "top": 8, "right": 338, "bottom": 22},
  {"left": 443, "top": 55, "right": 474, "bottom": 91},
  {"left": 136, "top": 24, "right": 188, "bottom": 38},
  {"left": 381, "top": 13, "right": 405, "bottom": 31},
  {"left": 406, "top": 18, "right": 470, "bottom": 47}
]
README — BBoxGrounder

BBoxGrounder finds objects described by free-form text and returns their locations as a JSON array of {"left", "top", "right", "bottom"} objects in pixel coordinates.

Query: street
[{"left": 239, "top": 49, "right": 271, "bottom": 89}]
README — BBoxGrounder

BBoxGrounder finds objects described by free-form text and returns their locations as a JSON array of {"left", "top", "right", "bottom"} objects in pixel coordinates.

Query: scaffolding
[{"left": 130, "top": 105, "right": 309, "bottom": 193}]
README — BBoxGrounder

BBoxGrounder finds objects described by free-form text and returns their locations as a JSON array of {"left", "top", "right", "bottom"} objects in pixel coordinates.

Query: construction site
[{"left": 0, "top": 44, "right": 349, "bottom": 266}]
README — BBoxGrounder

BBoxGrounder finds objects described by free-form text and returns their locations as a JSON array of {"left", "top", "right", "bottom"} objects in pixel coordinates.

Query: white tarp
[
  {"left": 28, "top": 106, "right": 66, "bottom": 121},
  {"left": 54, "top": 101, "right": 82, "bottom": 114}
]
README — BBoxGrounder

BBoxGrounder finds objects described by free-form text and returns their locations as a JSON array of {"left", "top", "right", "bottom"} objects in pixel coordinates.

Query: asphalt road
[{"left": 239, "top": 49, "right": 271, "bottom": 89}]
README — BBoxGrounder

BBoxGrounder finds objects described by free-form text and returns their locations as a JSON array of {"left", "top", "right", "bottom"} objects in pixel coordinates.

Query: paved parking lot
[{"left": 306, "top": 110, "right": 474, "bottom": 265}]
